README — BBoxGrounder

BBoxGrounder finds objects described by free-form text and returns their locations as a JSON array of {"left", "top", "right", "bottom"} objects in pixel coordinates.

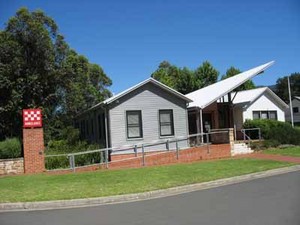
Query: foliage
[
  {"left": 275, "top": 73, "right": 300, "bottom": 103},
  {"left": 45, "top": 134, "right": 103, "bottom": 170},
  {"left": 221, "top": 66, "right": 255, "bottom": 91},
  {"left": 0, "top": 8, "right": 112, "bottom": 141},
  {"left": 194, "top": 61, "right": 219, "bottom": 89},
  {"left": 0, "top": 138, "right": 22, "bottom": 159},
  {"left": 243, "top": 119, "right": 300, "bottom": 145},
  {"left": 0, "top": 158, "right": 291, "bottom": 202},
  {"left": 151, "top": 60, "right": 219, "bottom": 94}
]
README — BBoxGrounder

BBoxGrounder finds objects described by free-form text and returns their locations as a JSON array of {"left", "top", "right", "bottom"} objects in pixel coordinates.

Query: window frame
[
  {"left": 252, "top": 110, "right": 278, "bottom": 120},
  {"left": 293, "top": 107, "right": 299, "bottom": 113},
  {"left": 126, "top": 110, "right": 143, "bottom": 139},
  {"left": 159, "top": 109, "right": 175, "bottom": 137},
  {"left": 253, "top": 111, "right": 261, "bottom": 119},
  {"left": 268, "top": 111, "right": 278, "bottom": 120}
]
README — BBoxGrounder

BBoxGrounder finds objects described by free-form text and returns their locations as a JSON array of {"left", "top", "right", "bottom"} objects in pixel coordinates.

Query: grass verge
[
  {"left": 263, "top": 146, "right": 300, "bottom": 157},
  {"left": 0, "top": 158, "right": 293, "bottom": 203}
]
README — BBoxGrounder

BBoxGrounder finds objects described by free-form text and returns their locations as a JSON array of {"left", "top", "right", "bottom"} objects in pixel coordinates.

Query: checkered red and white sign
[{"left": 23, "top": 109, "right": 42, "bottom": 128}]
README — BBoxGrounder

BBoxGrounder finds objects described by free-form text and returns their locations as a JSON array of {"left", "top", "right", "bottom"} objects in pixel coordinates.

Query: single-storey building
[
  {"left": 75, "top": 78, "right": 192, "bottom": 156},
  {"left": 76, "top": 61, "right": 285, "bottom": 157},
  {"left": 285, "top": 96, "right": 300, "bottom": 125}
]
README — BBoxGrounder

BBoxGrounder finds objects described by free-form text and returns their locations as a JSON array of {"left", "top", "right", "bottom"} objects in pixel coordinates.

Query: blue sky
[{"left": 1, "top": 0, "right": 299, "bottom": 94}]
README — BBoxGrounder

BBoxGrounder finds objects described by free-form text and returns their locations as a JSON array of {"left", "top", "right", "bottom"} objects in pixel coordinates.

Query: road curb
[{"left": 1, "top": 165, "right": 300, "bottom": 212}]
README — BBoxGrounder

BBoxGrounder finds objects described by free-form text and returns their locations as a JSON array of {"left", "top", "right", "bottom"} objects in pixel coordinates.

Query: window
[
  {"left": 253, "top": 111, "right": 260, "bottom": 119},
  {"left": 159, "top": 110, "right": 174, "bottom": 136},
  {"left": 269, "top": 111, "right": 277, "bottom": 120},
  {"left": 126, "top": 111, "right": 143, "bottom": 139},
  {"left": 252, "top": 111, "right": 277, "bottom": 120},
  {"left": 293, "top": 107, "right": 299, "bottom": 113},
  {"left": 261, "top": 111, "right": 268, "bottom": 119}
]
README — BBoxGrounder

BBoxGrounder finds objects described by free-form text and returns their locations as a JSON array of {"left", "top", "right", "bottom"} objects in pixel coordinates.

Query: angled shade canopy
[{"left": 185, "top": 61, "right": 275, "bottom": 109}]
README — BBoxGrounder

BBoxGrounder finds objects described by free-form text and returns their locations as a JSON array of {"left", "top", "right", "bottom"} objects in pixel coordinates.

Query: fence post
[
  {"left": 142, "top": 144, "right": 145, "bottom": 166},
  {"left": 166, "top": 140, "right": 169, "bottom": 151},
  {"left": 258, "top": 129, "right": 261, "bottom": 142},
  {"left": 176, "top": 139, "right": 179, "bottom": 160},
  {"left": 134, "top": 145, "right": 138, "bottom": 157},
  {"left": 229, "top": 128, "right": 235, "bottom": 155},
  {"left": 234, "top": 124, "right": 237, "bottom": 141},
  {"left": 69, "top": 154, "right": 75, "bottom": 172},
  {"left": 100, "top": 151, "right": 103, "bottom": 164},
  {"left": 105, "top": 148, "right": 109, "bottom": 169}
]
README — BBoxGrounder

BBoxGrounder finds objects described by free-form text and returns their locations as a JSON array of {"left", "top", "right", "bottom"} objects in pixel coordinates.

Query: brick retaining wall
[
  {"left": 109, "top": 144, "right": 231, "bottom": 169},
  {"left": 0, "top": 158, "right": 24, "bottom": 175}
]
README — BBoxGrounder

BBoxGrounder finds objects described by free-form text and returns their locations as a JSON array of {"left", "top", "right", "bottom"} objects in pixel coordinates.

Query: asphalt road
[{"left": 1, "top": 171, "right": 300, "bottom": 225}]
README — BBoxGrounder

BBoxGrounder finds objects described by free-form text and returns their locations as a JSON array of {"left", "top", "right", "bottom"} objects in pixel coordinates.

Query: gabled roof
[
  {"left": 232, "top": 87, "right": 289, "bottom": 108},
  {"left": 88, "top": 78, "right": 192, "bottom": 111},
  {"left": 185, "top": 61, "right": 275, "bottom": 109},
  {"left": 294, "top": 96, "right": 300, "bottom": 102},
  {"left": 232, "top": 87, "right": 268, "bottom": 104}
]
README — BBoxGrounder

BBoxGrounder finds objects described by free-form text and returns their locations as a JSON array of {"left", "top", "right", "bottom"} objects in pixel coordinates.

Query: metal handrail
[
  {"left": 241, "top": 130, "right": 252, "bottom": 146},
  {"left": 45, "top": 129, "right": 231, "bottom": 171},
  {"left": 241, "top": 128, "right": 261, "bottom": 142}
]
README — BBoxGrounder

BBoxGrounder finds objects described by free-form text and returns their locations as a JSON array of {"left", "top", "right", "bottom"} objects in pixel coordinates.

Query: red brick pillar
[
  {"left": 22, "top": 109, "right": 45, "bottom": 174},
  {"left": 23, "top": 128, "right": 45, "bottom": 174}
]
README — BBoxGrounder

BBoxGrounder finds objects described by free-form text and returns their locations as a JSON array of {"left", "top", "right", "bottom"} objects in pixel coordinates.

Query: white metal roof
[
  {"left": 232, "top": 87, "right": 268, "bottom": 104},
  {"left": 294, "top": 96, "right": 300, "bottom": 101},
  {"left": 232, "top": 87, "right": 288, "bottom": 108},
  {"left": 185, "top": 61, "right": 275, "bottom": 109}
]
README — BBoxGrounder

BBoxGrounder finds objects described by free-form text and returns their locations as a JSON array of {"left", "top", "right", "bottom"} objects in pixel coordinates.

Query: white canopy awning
[{"left": 185, "top": 61, "right": 275, "bottom": 109}]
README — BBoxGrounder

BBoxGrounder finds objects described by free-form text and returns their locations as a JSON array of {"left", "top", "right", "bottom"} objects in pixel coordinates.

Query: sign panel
[{"left": 23, "top": 109, "right": 42, "bottom": 128}]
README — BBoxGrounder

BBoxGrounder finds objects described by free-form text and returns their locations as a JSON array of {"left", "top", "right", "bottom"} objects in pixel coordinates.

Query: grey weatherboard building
[{"left": 75, "top": 78, "right": 192, "bottom": 156}]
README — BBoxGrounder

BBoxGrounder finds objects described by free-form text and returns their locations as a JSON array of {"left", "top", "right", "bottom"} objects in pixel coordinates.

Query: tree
[
  {"left": 275, "top": 73, "right": 300, "bottom": 103},
  {"left": 176, "top": 67, "right": 197, "bottom": 94},
  {"left": 194, "top": 61, "right": 219, "bottom": 89},
  {"left": 221, "top": 66, "right": 255, "bottom": 91},
  {"left": 151, "top": 60, "right": 219, "bottom": 94},
  {"left": 0, "top": 8, "right": 112, "bottom": 140},
  {"left": 151, "top": 61, "right": 180, "bottom": 90}
]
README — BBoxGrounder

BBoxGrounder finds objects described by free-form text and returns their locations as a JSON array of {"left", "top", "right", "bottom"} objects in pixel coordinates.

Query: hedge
[
  {"left": 0, "top": 138, "right": 22, "bottom": 159},
  {"left": 243, "top": 119, "right": 300, "bottom": 146}
]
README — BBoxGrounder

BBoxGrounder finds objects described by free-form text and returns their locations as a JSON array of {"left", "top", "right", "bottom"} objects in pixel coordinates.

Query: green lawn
[
  {"left": 0, "top": 158, "right": 292, "bottom": 203},
  {"left": 263, "top": 146, "right": 300, "bottom": 157}
]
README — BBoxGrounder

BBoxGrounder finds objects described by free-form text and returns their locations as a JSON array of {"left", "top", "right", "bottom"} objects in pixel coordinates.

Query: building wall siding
[
  {"left": 108, "top": 83, "right": 189, "bottom": 153},
  {"left": 285, "top": 99, "right": 300, "bottom": 123},
  {"left": 233, "top": 106, "right": 244, "bottom": 130},
  {"left": 76, "top": 108, "right": 106, "bottom": 147}
]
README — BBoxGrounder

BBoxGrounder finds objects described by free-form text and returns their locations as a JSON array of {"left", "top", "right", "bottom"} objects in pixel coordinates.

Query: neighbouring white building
[{"left": 232, "top": 87, "right": 288, "bottom": 132}]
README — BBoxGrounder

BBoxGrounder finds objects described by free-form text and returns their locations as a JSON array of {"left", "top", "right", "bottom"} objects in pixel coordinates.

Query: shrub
[
  {"left": 243, "top": 119, "right": 300, "bottom": 146},
  {"left": 0, "top": 138, "right": 22, "bottom": 159},
  {"left": 45, "top": 140, "right": 103, "bottom": 170}
]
